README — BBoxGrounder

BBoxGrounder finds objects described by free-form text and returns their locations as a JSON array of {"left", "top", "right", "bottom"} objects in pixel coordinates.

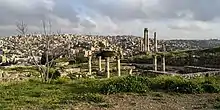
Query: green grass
[
  {"left": 1, "top": 75, "right": 220, "bottom": 109},
  {"left": 0, "top": 78, "right": 106, "bottom": 109},
  {"left": 1, "top": 66, "right": 38, "bottom": 72},
  {"left": 214, "top": 97, "right": 220, "bottom": 109}
]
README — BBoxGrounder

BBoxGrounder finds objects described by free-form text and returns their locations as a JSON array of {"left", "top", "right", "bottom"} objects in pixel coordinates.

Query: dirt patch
[{"left": 73, "top": 93, "right": 220, "bottom": 110}]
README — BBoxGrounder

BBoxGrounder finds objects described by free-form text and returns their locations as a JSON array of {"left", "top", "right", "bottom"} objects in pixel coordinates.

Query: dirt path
[{"left": 74, "top": 93, "right": 220, "bottom": 110}]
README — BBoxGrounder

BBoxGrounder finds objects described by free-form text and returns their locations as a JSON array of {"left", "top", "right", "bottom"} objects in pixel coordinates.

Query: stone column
[
  {"left": 162, "top": 55, "right": 165, "bottom": 72},
  {"left": 67, "top": 40, "right": 71, "bottom": 58},
  {"left": 106, "top": 57, "right": 110, "bottom": 78},
  {"left": 143, "top": 28, "right": 146, "bottom": 51},
  {"left": 98, "top": 56, "right": 102, "bottom": 71},
  {"left": 140, "top": 40, "right": 143, "bottom": 51},
  {"left": 144, "top": 28, "right": 149, "bottom": 52},
  {"left": 129, "top": 69, "right": 133, "bottom": 76},
  {"left": 0, "top": 70, "right": 3, "bottom": 81},
  {"left": 106, "top": 40, "right": 109, "bottom": 47},
  {"left": 154, "top": 32, "right": 158, "bottom": 52},
  {"left": 117, "top": 57, "right": 121, "bottom": 77},
  {"left": 88, "top": 55, "right": 92, "bottom": 75},
  {"left": 153, "top": 32, "right": 158, "bottom": 71},
  {"left": 119, "top": 48, "right": 124, "bottom": 59},
  {"left": 146, "top": 28, "right": 149, "bottom": 52},
  {"left": 153, "top": 55, "right": 157, "bottom": 71},
  {"left": 162, "top": 44, "right": 166, "bottom": 72}
]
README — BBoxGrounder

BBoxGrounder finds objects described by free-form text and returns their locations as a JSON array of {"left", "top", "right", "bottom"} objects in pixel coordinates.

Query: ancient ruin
[{"left": 0, "top": 29, "right": 220, "bottom": 81}]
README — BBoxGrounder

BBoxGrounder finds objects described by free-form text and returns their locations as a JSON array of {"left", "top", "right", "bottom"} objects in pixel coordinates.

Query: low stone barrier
[
  {"left": 144, "top": 66, "right": 220, "bottom": 79},
  {"left": 0, "top": 71, "right": 32, "bottom": 82},
  {"left": 184, "top": 66, "right": 220, "bottom": 73},
  {"left": 180, "top": 71, "right": 220, "bottom": 79}
]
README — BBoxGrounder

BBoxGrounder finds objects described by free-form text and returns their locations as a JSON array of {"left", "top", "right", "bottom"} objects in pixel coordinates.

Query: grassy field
[{"left": 0, "top": 76, "right": 220, "bottom": 109}]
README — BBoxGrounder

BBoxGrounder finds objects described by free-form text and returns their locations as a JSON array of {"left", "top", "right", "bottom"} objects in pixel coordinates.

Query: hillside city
[
  {"left": 2, "top": 0, "right": 220, "bottom": 109},
  {"left": 1, "top": 34, "right": 220, "bottom": 65}
]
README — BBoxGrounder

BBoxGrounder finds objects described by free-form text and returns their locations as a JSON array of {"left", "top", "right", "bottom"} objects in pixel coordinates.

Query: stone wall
[
  {"left": 143, "top": 66, "right": 220, "bottom": 79},
  {"left": 180, "top": 71, "right": 220, "bottom": 79},
  {"left": 0, "top": 70, "right": 32, "bottom": 82},
  {"left": 184, "top": 66, "right": 220, "bottom": 73}
]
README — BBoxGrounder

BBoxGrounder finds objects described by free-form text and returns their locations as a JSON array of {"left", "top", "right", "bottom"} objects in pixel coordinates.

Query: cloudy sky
[{"left": 0, "top": 0, "right": 220, "bottom": 39}]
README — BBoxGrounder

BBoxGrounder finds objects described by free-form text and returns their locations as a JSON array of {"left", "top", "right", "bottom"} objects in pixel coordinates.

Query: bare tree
[
  {"left": 16, "top": 20, "right": 28, "bottom": 36},
  {"left": 16, "top": 20, "right": 57, "bottom": 83},
  {"left": 42, "top": 20, "right": 47, "bottom": 35},
  {"left": 56, "top": 29, "right": 62, "bottom": 35},
  {"left": 49, "top": 19, "right": 52, "bottom": 35}
]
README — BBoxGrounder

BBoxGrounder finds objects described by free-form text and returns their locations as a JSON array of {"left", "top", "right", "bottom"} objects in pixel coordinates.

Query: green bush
[
  {"left": 40, "top": 53, "right": 55, "bottom": 65},
  {"left": 79, "top": 93, "right": 104, "bottom": 103},
  {"left": 99, "top": 76, "right": 220, "bottom": 94},
  {"left": 55, "top": 57, "right": 69, "bottom": 63},
  {"left": 168, "top": 81, "right": 202, "bottom": 93},
  {"left": 202, "top": 84, "right": 220, "bottom": 93},
  {"left": 68, "top": 59, "right": 75, "bottom": 65},
  {"left": 150, "top": 76, "right": 202, "bottom": 93},
  {"left": 100, "top": 76, "right": 150, "bottom": 94},
  {"left": 96, "top": 51, "right": 115, "bottom": 58},
  {"left": 75, "top": 55, "right": 88, "bottom": 64},
  {"left": 48, "top": 68, "right": 61, "bottom": 79},
  {"left": 127, "top": 55, "right": 152, "bottom": 64},
  {"left": 53, "top": 77, "right": 70, "bottom": 84}
]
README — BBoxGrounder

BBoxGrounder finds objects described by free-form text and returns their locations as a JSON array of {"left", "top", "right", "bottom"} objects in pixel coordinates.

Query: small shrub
[
  {"left": 202, "top": 84, "right": 220, "bottom": 93},
  {"left": 75, "top": 55, "right": 88, "bottom": 64},
  {"left": 149, "top": 76, "right": 203, "bottom": 93},
  {"left": 56, "top": 57, "right": 69, "bottom": 63},
  {"left": 153, "top": 93, "right": 163, "bottom": 97},
  {"left": 53, "top": 77, "right": 70, "bottom": 84},
  {"left": 68, "top": 59, "right": 75, "bottom": 65},
  {"left": 100, "top": 76, "right": 150, "bottom": 94},
  {"left": 168, "top": 81, "right": 202, "bottom": 94},
  {"left": 70, "top": 93, "right": 104, "bottom": 103},
  {"left": 214, "top": 103, "right": 220, "bottom": 109},
  {"left": 40, "top": 53, "right": 55, "bottom": 65},
  {"left": 98, "top": 76, "right": 220, "bottom": 94},
  {"left": 82, "top": 93, "right": 104, "bottom": 103},
  {"left": 216, "top": 97, "right": 220, "bottom": 102},
  {"left": 44, "top": 68, "right": 61, "bottom": 79}
]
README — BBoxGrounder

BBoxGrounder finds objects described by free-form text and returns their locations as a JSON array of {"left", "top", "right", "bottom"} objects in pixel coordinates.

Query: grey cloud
[
  {"left": 1, "top": 0, "right": 220, "bottom": 38},
  {"left": 80, "top": 0, "right": 147, "bottom": 21},
  {"left": 0, "top": 0, "right": 52, "bottom": 26},
  {"left": 168, "top": 24, "right": 206, "bottom": 31},
  {"left": 80, "top": 0, "right": 220, "bottom": 22},
  {"left": 0, "top": 0, "right": 83, "bottom": 35},
  {"left": 167, "top": 20, "right": 212, "bottom": 32},
  {"left": 79, "top": 19, "right": 96, "bottom": 29},
  {"left": 157, "top": 0, "right": 220, "bottom": 21}
]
